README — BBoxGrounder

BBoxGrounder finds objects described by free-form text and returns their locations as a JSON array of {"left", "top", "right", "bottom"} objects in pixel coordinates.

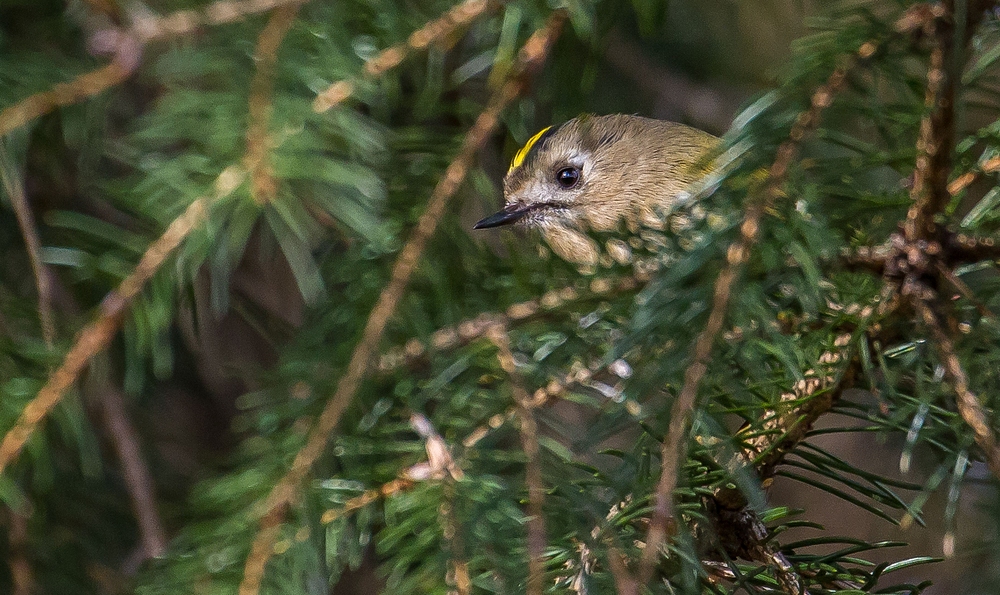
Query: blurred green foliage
[{"left": 2, "top": 0, "right": 1000, "bottom": 594}]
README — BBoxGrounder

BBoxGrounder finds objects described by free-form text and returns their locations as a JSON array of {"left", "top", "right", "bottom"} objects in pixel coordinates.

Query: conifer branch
[
  {"left": 711, "top": 505, "right": 806, "bottom": 595},
  {"left": 892, "top": 1, "right": 1000, "bottom": 479},
  {"left": 0, "top": 141, "right": 54, "bottom": 346},
  {"left": 245, "top": 5, "right": 300, "bottom": 204},
  {"left": 443, "top": 482, "right": 472, "bottom": 595},
  {"left": 127, "top": 0, "right": 307, "bottom": 44},
  {"left": 901, "top": 3, "right": 955, "bottom": 242},
  {"left": 0, "top": 167, "right": 244, "bottom": 476},
  {"left": 0, "top": 0, "right": 312, "bottom": 138},
  {"left": 936, "top": 261, "right": 996, "bottom": 319},
  {"left": 900, "top": 1, "right": 992, "bottom": 242},
  {"left": 0, "top": 59, "right": 133, "bottom": 138},
  {"left": 635, "top": 58, "right": 856, "bottom": 591},
  {"left": 913, "top": 297, "right": 1000, "bottom": 478},
  {"left": 239, "top": 14, "right": 567, "bottom": 595},
  {"left": 319, "top": 477, "right": 415, "bottom": 525},
  {"left": 312, "top": 0, "right": 497, "bottom": 113},
  {"left": 946, "top": 155, "right": 1000, "bottom": 196},
  {"left": 377, "top": 273, "right": 644, "bottom": 373},
  {"left": 488, "top": 325, "right": 547, "bottom": 595},
  {"left": 945, "top": 232, "right": 1000, "bottom": 262}
]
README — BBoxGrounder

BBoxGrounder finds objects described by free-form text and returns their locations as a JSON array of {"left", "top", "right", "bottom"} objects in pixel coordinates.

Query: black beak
[{"left": 473, "top": 205, "right": 528, "bottom": 229}]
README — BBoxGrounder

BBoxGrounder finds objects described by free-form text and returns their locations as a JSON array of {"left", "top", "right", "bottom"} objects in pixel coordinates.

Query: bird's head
[{"left": 475, "top": 114, "right": 717, "bottom": 265}]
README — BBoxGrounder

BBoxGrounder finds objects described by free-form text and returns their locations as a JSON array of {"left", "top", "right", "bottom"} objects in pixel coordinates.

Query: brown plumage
[{"left": 475, "top": 114, "right": 718, "bottom": 264}]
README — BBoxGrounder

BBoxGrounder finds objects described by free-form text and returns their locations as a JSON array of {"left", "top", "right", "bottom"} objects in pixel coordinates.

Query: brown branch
[
  {"left": 128, "top": 0, "right": 307, "bottom": 44},
  {"left": 0, "top": 60, "right": 131, "bottom": 138},
  {"left": 605, "top": 544, "right": 638, "bottom": 595},
  {"left": 245, "top": 5, "right": 300, "bottom": 204},
  {"left": 912, "top": 297, "right": 1000, "bottom": 478},
  {"left": 1, "top": 0, "right": 310, "bottom": 138},
  {"left": 945, "top": 232, "right": 1000, "bottom": 263},
  {"left": 936, "top": 261, "right": 996, "bottom": 319},
  {"left": 488, "top": 325, "right": 547, "bottom": 595},
  {"left": 633, "top": 62, "right": 853, "bottom": 591},
  {"left": 237, "top": 14, "right": 567, "bottom": 595},
  {"left": 319, "top": 477, "right": 414, "bottom": 525},
  {"left": 711, "top": 505, "right": 806, "bottom": 595},
  {"left": 902, "top": 1, "right": 989, "bottom": 241},
  {"left": 0, "top": 167, "right": 243, "bottom": 475},
  {"left": 442, "top": 481, "right": 472, "bottom": 595},
  {"left": 96, "top": 385, "right": 167, "bottom": 558},
  {"left": 239, "top": 507, "right": 285, "bottom": 595},
  {"left": 377, "top": 273, "right": 644, "bottom": 373},
  {"left": 0, "top": 141, "right": 55, "bottom": 346},
  {"left": 313, "top": 0, "right": 496, "bottom": 112},
  {"left": 946, "top": 155, "right": 1000, "bottom": 197},
  {"left": 460, "top": 350, "right": 641, "bottom": 454}
]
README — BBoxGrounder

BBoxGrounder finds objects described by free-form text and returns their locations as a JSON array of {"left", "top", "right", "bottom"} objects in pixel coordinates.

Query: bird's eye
[{"left": 555, "top": 166, "right": 580, "bottom": 189}]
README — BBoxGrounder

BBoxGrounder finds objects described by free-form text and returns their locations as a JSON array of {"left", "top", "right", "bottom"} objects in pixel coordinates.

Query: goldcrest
[{"left": 474, "top": 114, "right": 718, "bottom": 265}]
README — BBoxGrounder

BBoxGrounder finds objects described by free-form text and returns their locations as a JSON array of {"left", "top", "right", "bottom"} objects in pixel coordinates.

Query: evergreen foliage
[{"left": 2, "top": 0, "right": 1000, "bottom": 593}]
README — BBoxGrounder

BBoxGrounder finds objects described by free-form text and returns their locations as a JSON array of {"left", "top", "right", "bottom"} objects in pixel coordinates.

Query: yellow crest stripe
[{"left": 508, "top": 126, "right": 553, "bottom": 173}]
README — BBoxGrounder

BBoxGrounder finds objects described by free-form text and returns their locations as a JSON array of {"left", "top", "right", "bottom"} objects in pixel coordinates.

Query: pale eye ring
[{"left": 555, "top": 166, "right": 580, "bottom": 189}]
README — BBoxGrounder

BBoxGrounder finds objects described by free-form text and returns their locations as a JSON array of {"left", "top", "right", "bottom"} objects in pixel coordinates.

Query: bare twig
[
  {"left": 245, "top": 5, "right": 300, "bottom": 204},
  {"left": 96, "top": 385, "right": 167, "bottom": 558},
  {"left": 0, "top": 167, "right": 244, "bottom": 476},
  {"left": 488, "top": 325, "right": 547, "bottom": 595},
  {"left": 1, "top": 24, "right": 143, "bottom": 138},
  {"left": 634, "top": 62, "right": 853, "bottom": 591},
  {"left": 0, "top": 141, "right": 55, "bottom": 346},
  {"left": 238, "top": 14, "right": 567, "bottom": 595},
  {"left": 313, "top": 0, "right": 496, "bottom": 112}
]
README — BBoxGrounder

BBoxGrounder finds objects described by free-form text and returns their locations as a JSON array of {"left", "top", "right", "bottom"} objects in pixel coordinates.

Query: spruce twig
[
  {"left": 913, "top": 298, "right": 1000, "bottom": 477},
  {"left": 893, "top": 1, "right": 1000, "bottom": 479},
  {"left": 0, "top": 168, "right": 244, "bottom": 475},
  {"left": 245, "top": 4, "right": 300, "bottom": 204},
  {"left": 0, "top": 59, "right": 133, "bottom": 138},
  {"left": 377, "top": 273, "right": 644, "bottom": 373},
  {"left": 0, "top": 0, "right": 311, "bottom": 138},
  {"left": 900, "top": 2, "right": 955, "bottom": 241},
  {"left": 123, "top": 0, "right": 307, "bottom": 44},
  {"left": 237, "top": 14, "right": 567, "bottom": 595},
  {"left": 312, "top": 0, "right": 497, "bottom": 113},
  {"left": 634, "top": 58, "right": 856, "bottom": 592}
]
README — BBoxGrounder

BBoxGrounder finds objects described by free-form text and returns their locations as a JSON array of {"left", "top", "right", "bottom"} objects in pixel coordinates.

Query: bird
[{"left": 474, "top": 114, "right": 718, "bottom": 265}]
